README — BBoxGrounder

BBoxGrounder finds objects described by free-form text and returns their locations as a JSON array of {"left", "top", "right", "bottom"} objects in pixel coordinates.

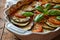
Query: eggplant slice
[
  {"left": 22, "top": 22, "right": 34, "bottom": 30},
  {"left": 12, "top": 16, "right": 30, "bottom": 23},
  {"left": 42, "top": 24, "right": 55, "bottom": 30},
  {"left": 11, "top": 19, "right": 29, "bottom": 27},
  {"left": 45, "top": 21, "right": 60, "bottom": 28},
  {"left": 21, "top": 1, "right": 41, "bottom": 11},
  {"left": 11, "top": 19, "right": 33, "bottom": 30}
]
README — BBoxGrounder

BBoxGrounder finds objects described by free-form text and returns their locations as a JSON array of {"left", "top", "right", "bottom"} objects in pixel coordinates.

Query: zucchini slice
[
  {"left": 11, "top": 19, "right": 29, "bottom": 27},
  {"left": 42, "top": 24, "right": 55, "bottom": 30},
  {"left": 22, "top": 22, "right": 34, "bottom": 30},
  {"left": 21, "top": 5, "right": 35, "bottom": 11},
  {"left": 45, "top": 21, "right": 60, "bottom": 28},
  {"left": 12, "top": 17, "right": 30, "bottom": 23},
  {"left": 21, "top": 1, "right": 41, "bottom": 11}
]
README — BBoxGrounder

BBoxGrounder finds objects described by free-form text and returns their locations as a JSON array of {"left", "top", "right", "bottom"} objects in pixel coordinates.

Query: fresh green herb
[
  {"left": 56, "top": 16, "right": 60, "bottom": 20},
  {"left": 44, "top": 3, "right": 51, "bottom": 10},
  {"left": 34, "top": 3, "right": 60, "bottom": 22},
  {"left": 34, "top": 14, "right": 44, "bottom": 22},
  {"left": 48, "top": 10, "right": 60, "bottom": 16},
  {"left": 53, "top": 5, "right": 60, "bottom": 9},
  {"left": 23, "top": 12, "right": 33, "bottom": 17},
  {"left": 43, "top": 9, "right": 49, "bottom": 15},
  {"left": 36, "top": 6, "right": 44, "bottom": 12}
]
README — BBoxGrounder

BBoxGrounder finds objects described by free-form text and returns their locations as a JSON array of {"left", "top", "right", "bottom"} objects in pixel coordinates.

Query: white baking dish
[{"left": 5, "top": 0, "right": 60, "bottom": 36}]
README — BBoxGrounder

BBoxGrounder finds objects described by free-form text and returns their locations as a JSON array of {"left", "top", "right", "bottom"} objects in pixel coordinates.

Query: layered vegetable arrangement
[{"left": 10, "top": 0, "right": 60, "bottom": 32}]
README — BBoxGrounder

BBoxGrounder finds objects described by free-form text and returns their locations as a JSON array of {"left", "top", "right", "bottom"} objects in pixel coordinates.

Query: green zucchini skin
[
  {"left": 42, "top": 24, "right": 55, "bottom": 30},
  {"left": 11, "top": 19, "right": 34, "bottom": 30},
  {"left": 11, "top": 19, "right": 30, "bottom": 27},
  {"left": 45, "top": 21, "right": 60, "bottom": 28},
  {"left": 12, "top": 17, "right": 30, "bottom": 23},
  {"left": 22, "top": 22, "right": 34, "bottom": 31}
]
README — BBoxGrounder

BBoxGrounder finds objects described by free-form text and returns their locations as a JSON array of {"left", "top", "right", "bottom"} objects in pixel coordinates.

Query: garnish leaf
[{"left": 23, "top": 12, "right": 33, "bottom": 17}]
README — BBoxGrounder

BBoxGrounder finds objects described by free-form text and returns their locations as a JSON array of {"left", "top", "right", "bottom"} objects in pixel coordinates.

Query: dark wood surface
[{"left": 0, "top": 0, "right": 60, "bottom": 40}]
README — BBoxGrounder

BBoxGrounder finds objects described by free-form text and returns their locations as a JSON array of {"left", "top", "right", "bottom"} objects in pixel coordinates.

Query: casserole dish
[{"left": 5, "top": 0, "right": 60, "bottom": 40}]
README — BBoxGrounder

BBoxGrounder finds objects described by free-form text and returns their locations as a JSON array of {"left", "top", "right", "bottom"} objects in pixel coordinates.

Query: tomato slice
[
  {"left": 14, "top": 13, "right": 26, "bottom": 18},
  {"left": 39, "top": 0, "right": 48, "bottom": 5},
  {"left": 41, "top": 1, "right": 47, "bottom": 5},
  {"left": 48, "top": 16, "right": 60, "bottom": 25},
  {"left": 32, "top": 23, "right": 43, "bottom": 32},
  {"left": 34, "top": 10, "right": 41, "bottom": 14}
]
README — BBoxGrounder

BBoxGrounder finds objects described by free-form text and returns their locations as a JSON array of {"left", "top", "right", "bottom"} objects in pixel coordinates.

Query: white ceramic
[{"left": 5, "top": 0, "right": 60, "bottom": 36}]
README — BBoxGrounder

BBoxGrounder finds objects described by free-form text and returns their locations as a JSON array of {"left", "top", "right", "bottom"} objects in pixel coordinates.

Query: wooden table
[
  {"left": 0, "top": 0, "right": 19, "bottom": 40},
  {"left": 0, "top": 0, "right": 60, "bottom": 40}
]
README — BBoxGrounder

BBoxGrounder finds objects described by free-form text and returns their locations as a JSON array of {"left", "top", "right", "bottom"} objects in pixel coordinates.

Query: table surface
[{"left": 0, "top": 0, "right": 60, "bottom": 40}]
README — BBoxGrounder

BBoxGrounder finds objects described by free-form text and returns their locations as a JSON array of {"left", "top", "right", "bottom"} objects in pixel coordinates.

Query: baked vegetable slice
[
  {"left": 45, "top": 21, "right": 60, "bottom": 28},
  {"left": 22, "top": 22, "right": 34, "bottom": 30},
  {"left": 11, "top": 19, "right": 29, "bottom": 27},
  {"left": 12, "top": 17, "right": 30, "bottom": 23},
  {"left": 32, "top": 23, "right": 43, "bottom": 32},
  {"left": 42, "top": 24, "right": 55, "bottom": 30}
]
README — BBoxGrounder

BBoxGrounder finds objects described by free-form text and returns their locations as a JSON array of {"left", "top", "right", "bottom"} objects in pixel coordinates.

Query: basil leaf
[
  {"left": 44, "top": 3, "right": 51, "bottom": 10},
  {"left": 34, "top": 14, "right": 44, "bottom": 22},
  {"left": 48, "top": 10, "right": 60, "bottom": 16},
  {"left": 56, "top": 16, "right": 60, "bottom": 21},
  {"left": 53, "top": 5, "right": 60, "bottom": 9},
  {"left": 36, "top": 6, "right": 44, "bottom": 13},
  {"left": 43, "top": 9, "right": 49, "bottom": 15},
  {"left": 23, "top": 12, "right": 33, "bottom": 17}
]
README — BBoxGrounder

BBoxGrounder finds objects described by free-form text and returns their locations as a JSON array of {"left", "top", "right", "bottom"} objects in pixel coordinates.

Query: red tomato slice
[
  {"left": 32, "top": 23, "right": 43, "bottom": 32},
  {"left": 14, "top": 13, "right": 26, "bottom": 18},
  {"left": 48, "top": 16, "right": 60, "bottom": 25},
  {"left": 34, "top": 10, "right": 41, "bottom": 14}
]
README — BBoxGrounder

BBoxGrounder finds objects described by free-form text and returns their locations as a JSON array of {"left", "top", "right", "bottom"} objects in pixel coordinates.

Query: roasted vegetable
[
  {"left": 46, "top": 21, "right": 60, "bottom": 28},
  {"left": 48, "top": 16, "right": 60, "bottom": 25},
  {"left": 34, "top": 10, "right": 42, "bottom": 14},
  {"left": 23, "top": 12, "right": 34, "bottom": 17},
  {"left": 11, "top": 19, "right": 29, "bottom": 27},
  {"left": 34, "top": 14, "right": 44, "bottom": 22},
  {"left": 36, "top": 6, "right": 44, "bottom": 12},
  {"left": 22, "top": 22, "right": 34, "bottom": 30},
  {"left": 14, "top": 10, "right": 26, "bottom": 18},
  {"left": 52, "top": 0, "right": 60, "bottom": 3},
  {"left": 21, "top": 5, "right": 35, "bottom": 11},
  {"left": 12, "top": 17, "right": 30, "bottom": 23},
  {"left": 32, "top": 23, "right": 43, "bottom": 32},
  {"left": 56, "top": 16, "right": 60, "bottom": 21},
  {"left": 42, "top": 24, "right": 55, "bottom": 30},
  {"left": 8, "top": 0, "right": 35, "bottom": 15},
  {"left": 48, "top": 10, "right": 60, "bottom": 16}
]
